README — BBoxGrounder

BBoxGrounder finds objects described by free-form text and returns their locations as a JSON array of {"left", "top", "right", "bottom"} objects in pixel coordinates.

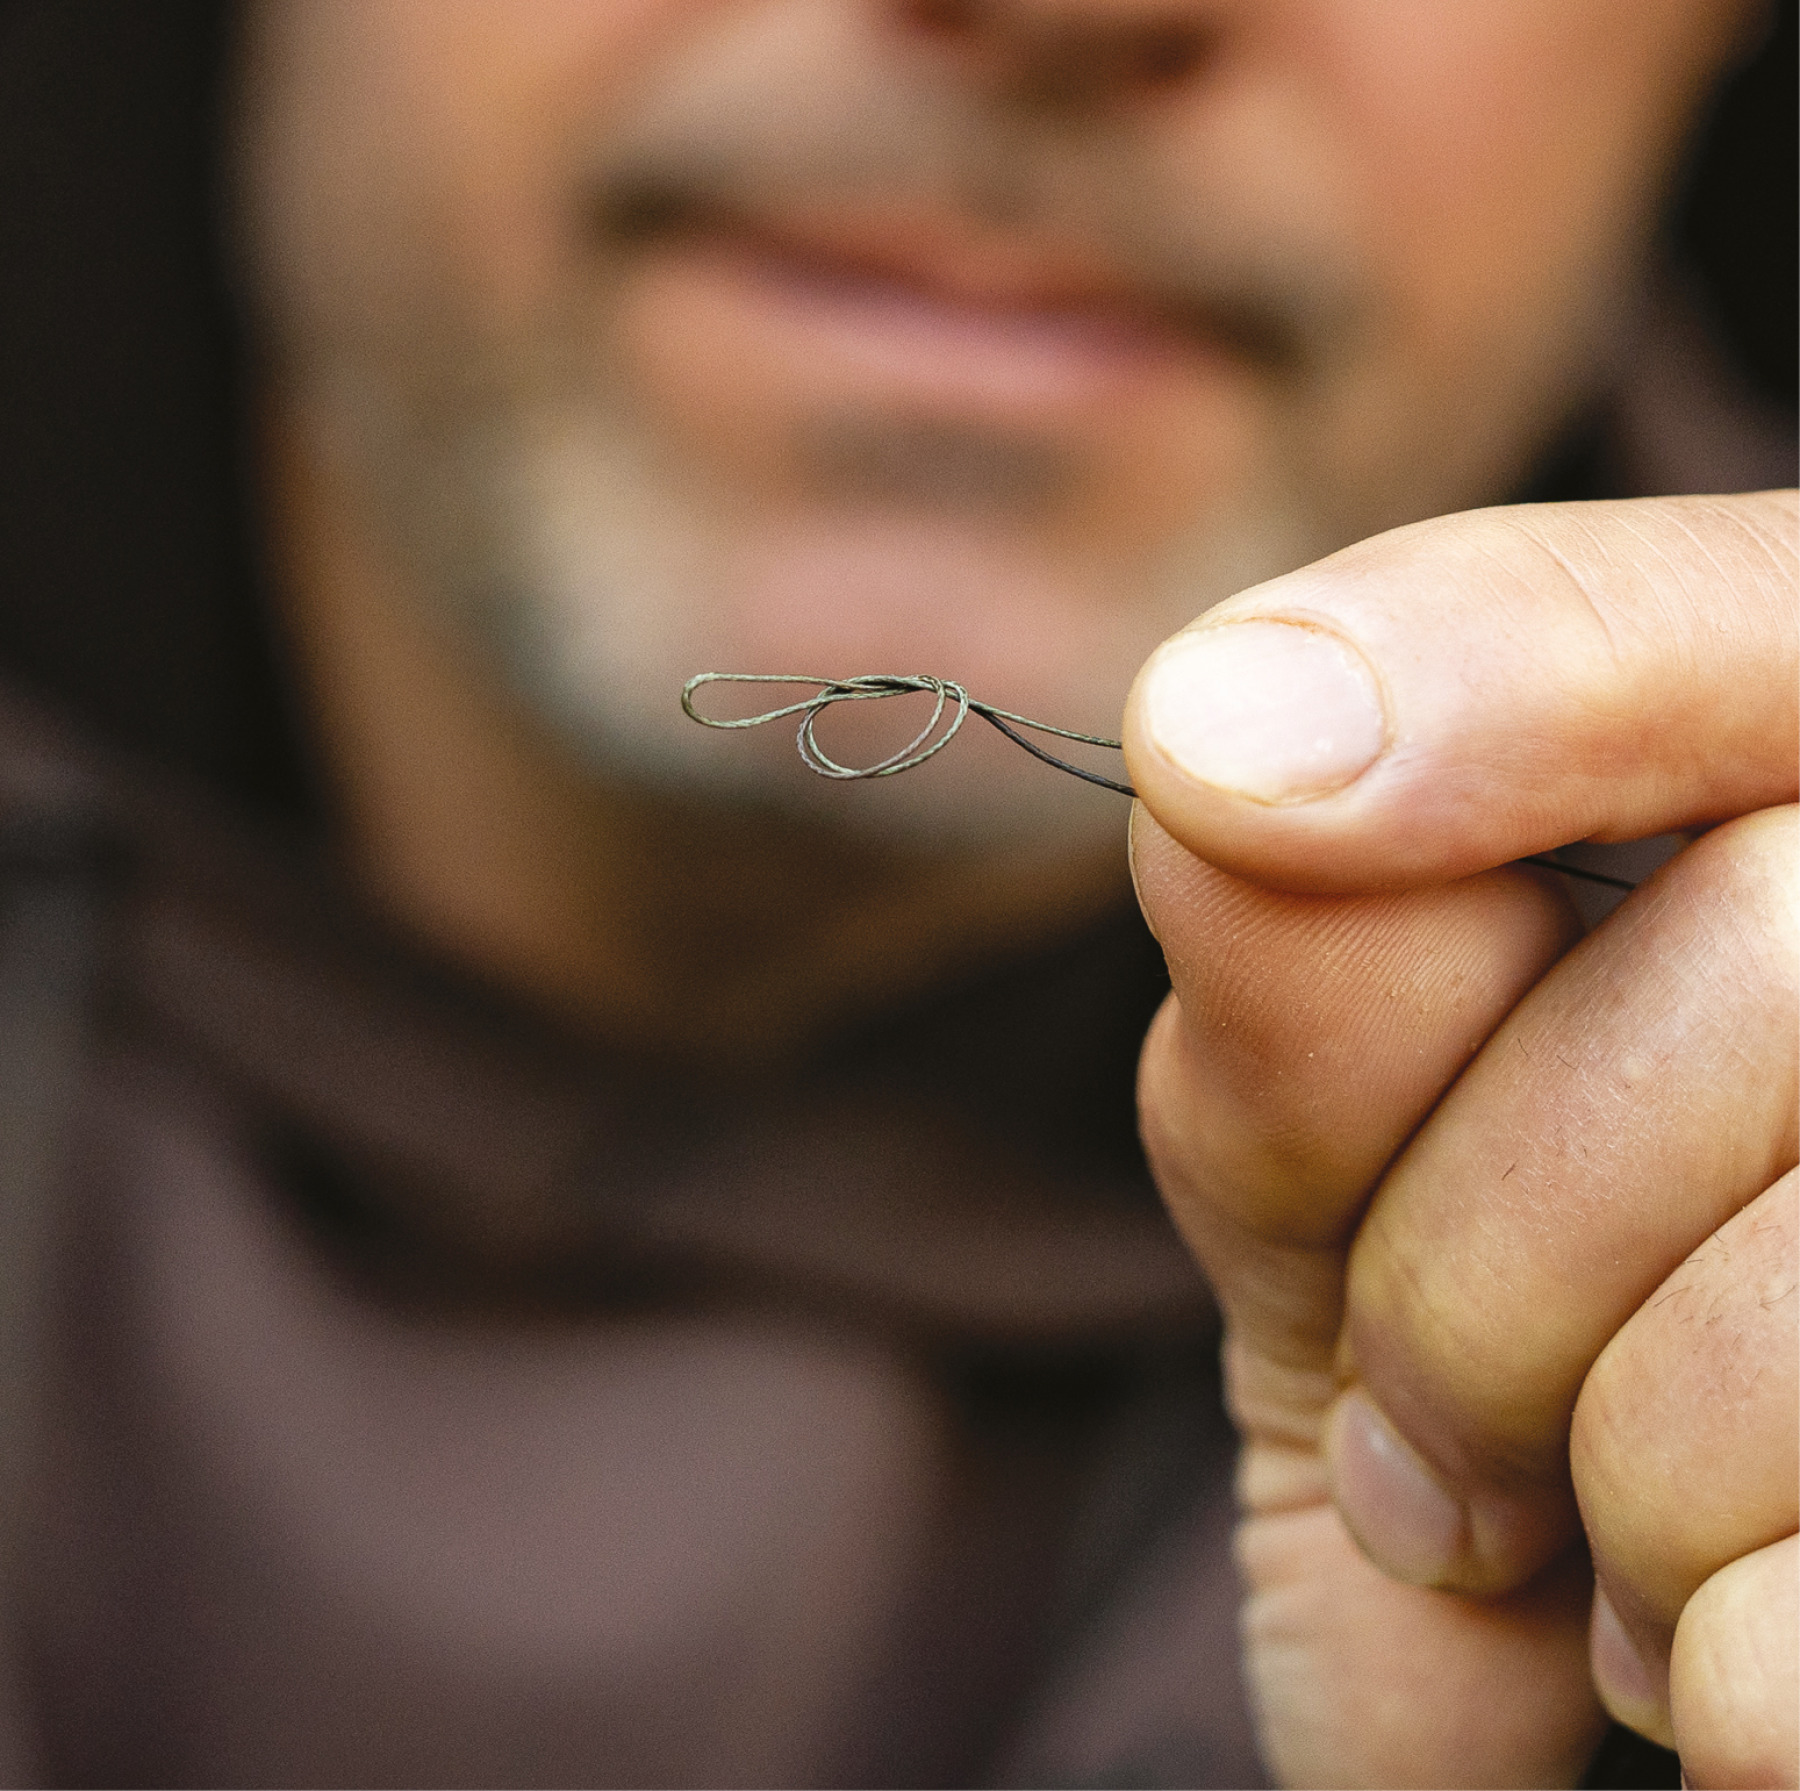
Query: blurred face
[{"left": 238, "top": 0, "right": 1742, "bottom": 849}]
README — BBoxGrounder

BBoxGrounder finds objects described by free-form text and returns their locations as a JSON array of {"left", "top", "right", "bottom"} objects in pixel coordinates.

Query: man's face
[{"left": 239, "top": 0, "right": 1741, "bottom": 848}]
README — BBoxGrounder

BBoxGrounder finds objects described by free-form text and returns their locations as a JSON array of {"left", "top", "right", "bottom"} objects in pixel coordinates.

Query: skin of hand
[{"left": 1120, "top": 489, "right": 1798, "bottom": 1788}]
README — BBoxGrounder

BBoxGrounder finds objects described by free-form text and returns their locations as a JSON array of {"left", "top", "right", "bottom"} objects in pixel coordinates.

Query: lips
[
  {"left": 610, "top": 192, "right": 1226, "bottom": 421},
  {"left": 721, "top": 198, "right": 1164, "bottom": 319}
]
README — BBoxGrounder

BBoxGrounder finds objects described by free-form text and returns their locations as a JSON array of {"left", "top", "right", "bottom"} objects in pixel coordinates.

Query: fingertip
[
  {"left": 1124, "top": 494, "right": 1800, "bottom": 893},
  {"left": 1324, "top": 1357, "right": 1584, "bottom": 1598},
  {"left": 1670, "top": 1536, "right": 1799, "bottom": 1790}
]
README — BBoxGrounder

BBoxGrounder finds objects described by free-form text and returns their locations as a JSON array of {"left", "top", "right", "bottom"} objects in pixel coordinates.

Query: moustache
[{"left": 582, "top": 63, "right": 1366, "bottom": 383}]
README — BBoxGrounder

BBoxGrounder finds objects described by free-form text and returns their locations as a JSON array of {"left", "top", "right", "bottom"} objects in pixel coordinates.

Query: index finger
[{"left": 1121, "top": 491, "right": 1797, "bottom": 893}]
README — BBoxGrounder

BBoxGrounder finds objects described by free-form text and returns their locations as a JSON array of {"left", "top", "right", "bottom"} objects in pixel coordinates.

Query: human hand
[{"left": 1119, "top": 492, "right": 1798, "bottom": 1787}]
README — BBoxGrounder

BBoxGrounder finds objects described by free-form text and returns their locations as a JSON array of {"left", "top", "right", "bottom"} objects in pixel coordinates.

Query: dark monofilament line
[
  {"left": 1519, "top": 857, "right": 1635, "bottom": 891},
  {"left": 681, "top": 672, "right": 1636, "bottom": 890}
]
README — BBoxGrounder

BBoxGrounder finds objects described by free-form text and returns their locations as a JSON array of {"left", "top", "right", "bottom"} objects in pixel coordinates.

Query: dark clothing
[
  {"left": 0, "top": 682, "right": 1264, "bottom": 1787},
  {"left": 3, "top": 280, "right": 1791, "bottom": 1787}
]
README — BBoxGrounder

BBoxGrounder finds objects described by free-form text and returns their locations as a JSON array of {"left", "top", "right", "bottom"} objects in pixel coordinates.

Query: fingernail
[
  {"left": 1138, "top": 621, "right": 1386, "bottom": 804},
  {"left": 1590, "top": 1585, "right": 1669, "bottom": 1733},
  {"left": 1326, "top": 1386, "right": 1465, "bottom": 1585}
]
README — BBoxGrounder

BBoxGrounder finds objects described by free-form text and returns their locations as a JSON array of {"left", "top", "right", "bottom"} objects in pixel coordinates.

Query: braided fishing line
[
  {"left": 681, "top": 672, "right": 1137, "bottom": 796},
  {"left": 680, "top": 672, "right": 1634, "bottom": 891}
]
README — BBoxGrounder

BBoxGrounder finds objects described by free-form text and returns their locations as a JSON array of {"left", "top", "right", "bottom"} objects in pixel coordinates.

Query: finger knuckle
[{"left": 1572, "top": 1176, "right": 1799, "bottom": 1624}]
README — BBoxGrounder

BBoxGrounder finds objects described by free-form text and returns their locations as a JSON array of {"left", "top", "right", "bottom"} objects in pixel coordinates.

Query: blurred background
[{"left": 0, "top": 0, "right": 1792, "bottom": 812}]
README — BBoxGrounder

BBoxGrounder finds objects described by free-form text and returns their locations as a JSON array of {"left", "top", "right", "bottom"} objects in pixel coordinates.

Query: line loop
[
  {"left": 680, "top": 671, "right": 1637, "bottom": 890},
  {"left": 681, "top": 672, "right": 1136, "bottom": 796}
]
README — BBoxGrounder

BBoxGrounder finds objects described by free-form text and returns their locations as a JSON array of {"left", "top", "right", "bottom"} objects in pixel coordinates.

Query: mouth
[{"left": 597, "top": 178, "right": 1307, "bottom": 409}]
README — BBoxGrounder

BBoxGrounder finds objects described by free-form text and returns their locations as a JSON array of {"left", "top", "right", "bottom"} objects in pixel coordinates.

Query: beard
[{"left": 296, "top": 352, "right": 1329, "bottom": 854}]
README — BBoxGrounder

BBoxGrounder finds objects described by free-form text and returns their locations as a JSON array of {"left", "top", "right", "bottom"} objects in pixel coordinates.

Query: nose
[{"left": 895, "top": 0, "right": 1223, "bottom": 110}]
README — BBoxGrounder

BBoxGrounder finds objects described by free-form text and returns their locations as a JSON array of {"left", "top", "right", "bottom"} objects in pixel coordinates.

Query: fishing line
[{"left": 681, "top": 672, "right": 1635, "bottom": 891}]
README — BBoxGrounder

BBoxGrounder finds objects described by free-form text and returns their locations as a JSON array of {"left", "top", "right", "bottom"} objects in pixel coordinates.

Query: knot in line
[
  {"left": 680, "top": 672, "right": 1136, "bottom": 796},
  {"left": 679, "top": 670, "right": 1638, "bottom": 892}
]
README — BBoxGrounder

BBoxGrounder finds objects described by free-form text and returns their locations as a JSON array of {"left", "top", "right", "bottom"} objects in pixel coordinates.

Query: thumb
[{"left": 1121, "top": 492, "right": 1797, "bottom": 893}]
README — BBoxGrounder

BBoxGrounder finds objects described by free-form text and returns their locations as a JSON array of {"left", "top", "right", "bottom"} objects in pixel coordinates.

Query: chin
[
  {"left": 448, "top": 412, "right": 1112, "bottom": 842},
  {"left": 517, "top": 580, "right": 1142, "bottom": 855}
]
